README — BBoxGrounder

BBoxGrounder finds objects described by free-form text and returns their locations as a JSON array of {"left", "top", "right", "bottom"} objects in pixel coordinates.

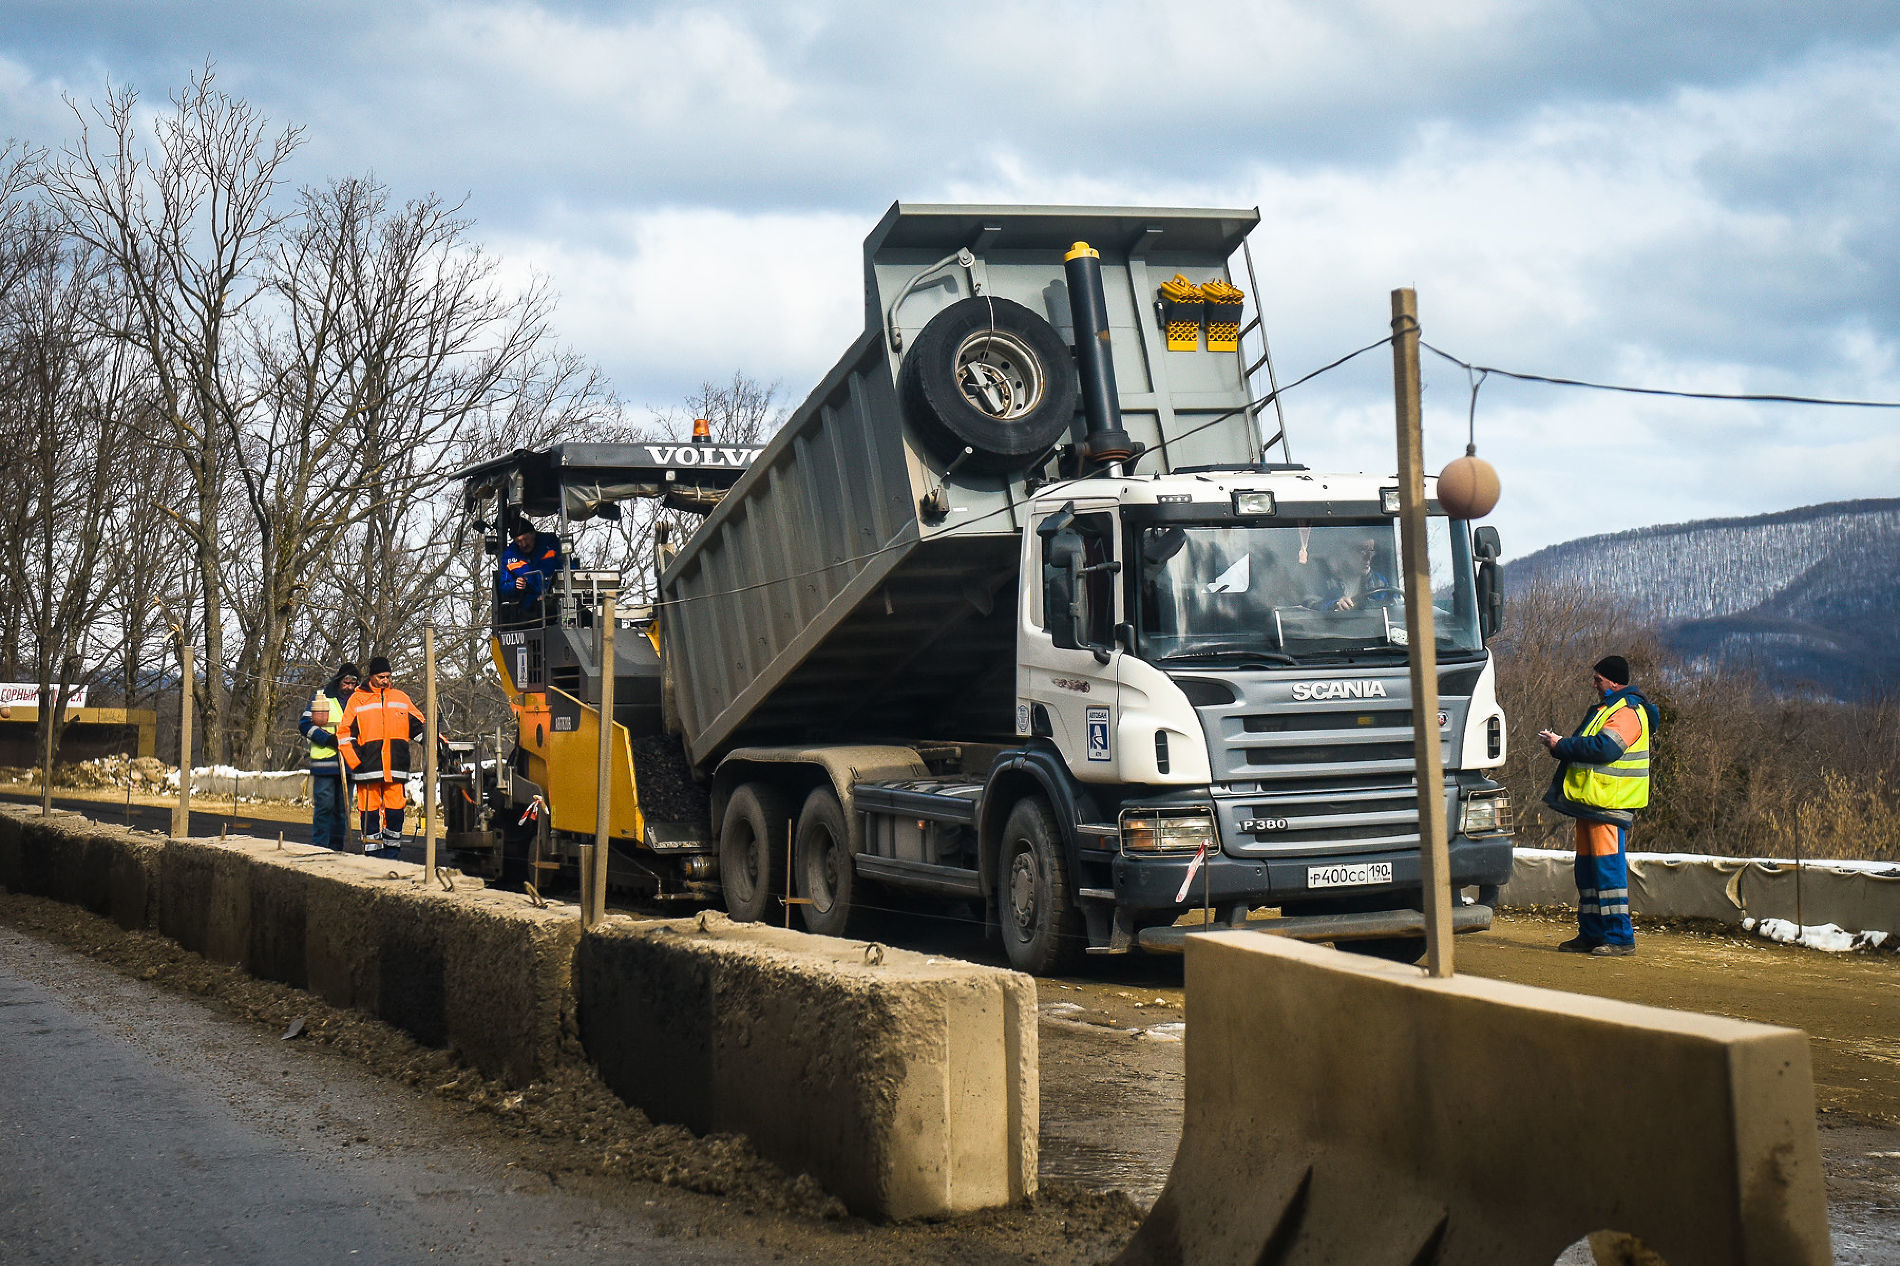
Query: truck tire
[
  {"left": 795, "top": 787, "right": 855, "bottom": 937},
  {"left": 720, "top": 782, "right": 788, "bottom": 923},
  {"left": 901, "top": 297, "right": 1078, "bottom": 470},
  {"left": 997, "top": 797, "right": 1084, "bottom": 975}
]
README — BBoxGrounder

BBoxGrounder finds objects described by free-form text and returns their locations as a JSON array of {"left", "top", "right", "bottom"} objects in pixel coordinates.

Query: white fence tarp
[{"left": 1505, "top": 847, "right": 1900, "bottom": 938}]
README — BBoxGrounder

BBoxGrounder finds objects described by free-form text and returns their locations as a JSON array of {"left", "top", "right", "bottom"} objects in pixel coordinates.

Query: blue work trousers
[
  {"left": 311, "top": 771, "right": 347, "bottom": 852},
  {"left": 1574, "top": 830, "right": 1635, "bottom": 947}
]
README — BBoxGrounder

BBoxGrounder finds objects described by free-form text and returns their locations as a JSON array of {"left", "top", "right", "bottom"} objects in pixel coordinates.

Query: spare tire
[{"left": 901, "top": 296, "right": 1078, "bottom": 470}]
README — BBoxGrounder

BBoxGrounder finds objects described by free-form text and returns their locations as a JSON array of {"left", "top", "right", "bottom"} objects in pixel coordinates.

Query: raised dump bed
[{"left": 661, "top": 202, "right": 1266, "bottom": 766}]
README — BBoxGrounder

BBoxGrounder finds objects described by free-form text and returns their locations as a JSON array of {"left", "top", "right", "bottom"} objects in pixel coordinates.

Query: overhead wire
[{"left": 1421, "top": 342, "right": 1900, "bottom": 410}]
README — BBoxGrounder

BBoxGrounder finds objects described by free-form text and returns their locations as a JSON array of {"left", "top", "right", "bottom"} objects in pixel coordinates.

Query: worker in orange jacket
[{"left": 336, "top": 655, "right": 427, "bottom": 858}]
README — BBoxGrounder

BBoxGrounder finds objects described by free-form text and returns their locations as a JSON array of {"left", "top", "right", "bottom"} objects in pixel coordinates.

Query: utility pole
[
  {"left": 173, "top": 642, "right": 194, "bottom": 840},
  {"left": 1392, "top": 288, "right": 1455, "bottom": 978},
  {"left": 422, "top": 625, "right": 438, "bottom": 885}
]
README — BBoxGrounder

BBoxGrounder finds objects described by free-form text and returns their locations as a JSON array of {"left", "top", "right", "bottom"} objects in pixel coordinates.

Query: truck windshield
[{"left": 1132, "top": 518, "right": 1482, "bottom": 665}]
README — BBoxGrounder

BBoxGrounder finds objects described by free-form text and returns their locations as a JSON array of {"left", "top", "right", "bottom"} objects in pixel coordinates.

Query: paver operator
[
  {"left": 297, "top": 661, "right": 359, "bottom": 852},
  {"left": 496, "top": 515, "right": 564, "bottom": 621},
  {"left": 1537, "top": 654, "right": 1659, "bottom": 957},
  {"left": 337, "top": 656, "right": 428, "bottom": 858}
]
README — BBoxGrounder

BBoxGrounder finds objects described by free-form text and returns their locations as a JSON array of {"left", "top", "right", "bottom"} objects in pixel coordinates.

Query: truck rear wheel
[
  {"left": 998, "top": 797, "right": 1084, "bottom": 975},
  {"left": 720, "top": 782, "right": 788, "bottom": 923},
  {"left": 795, "top": 787, "right": 855, "bottom": 937},
  {"left": 901, "top": 297, "right": 1079, "bottom": 471}
]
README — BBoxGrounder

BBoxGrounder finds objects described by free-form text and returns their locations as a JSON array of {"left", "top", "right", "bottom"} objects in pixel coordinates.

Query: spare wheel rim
[{"left": 955, "top": 330, "right": 1045, "bottom": 420}]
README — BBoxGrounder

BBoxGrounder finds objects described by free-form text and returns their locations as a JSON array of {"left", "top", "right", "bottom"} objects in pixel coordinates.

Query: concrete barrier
[
  {"left": 1507, "top": 846, "right": 1900, "bottom": 938},
  {"left": 577, "top": 913, "right": 1037, "bottom": 1220},
  {"left": 0, "top": 806, "right": 1039, "bottom": 1219},
  {"left": 0, "top": 808, "right": 159, "bottom": 930},
  {"left": 1117, "top": 933, "right": 1829, "bottom": 1266}
]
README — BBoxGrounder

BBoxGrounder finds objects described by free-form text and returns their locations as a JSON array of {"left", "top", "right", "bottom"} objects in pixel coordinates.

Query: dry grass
[{"left": 1496, "top": 579, "right": 1900, "bottom": 864}]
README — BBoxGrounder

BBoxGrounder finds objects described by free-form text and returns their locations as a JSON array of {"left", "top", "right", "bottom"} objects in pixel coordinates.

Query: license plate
[{"left": 1307, "top": 861, "right": 1393, "bottom": 889}]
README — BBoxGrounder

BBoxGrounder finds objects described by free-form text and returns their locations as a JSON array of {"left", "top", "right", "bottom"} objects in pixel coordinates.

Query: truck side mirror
[
  {"left": 1472, "top": 526, "right": 1504, "bottom": 639},
  {"left": 1043, "top": 529, "right": 1087, "bottom": 651}
]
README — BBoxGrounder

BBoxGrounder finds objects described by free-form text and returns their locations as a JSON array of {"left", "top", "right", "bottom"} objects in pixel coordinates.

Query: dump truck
[{"left": 449, "top": 203, "right": 1516, "bottom": 973}]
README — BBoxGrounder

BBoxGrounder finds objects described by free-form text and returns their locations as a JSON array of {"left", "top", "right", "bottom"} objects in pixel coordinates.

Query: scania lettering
[{"left": 445, "top": 204, "right": 1515, "bottom": 974}]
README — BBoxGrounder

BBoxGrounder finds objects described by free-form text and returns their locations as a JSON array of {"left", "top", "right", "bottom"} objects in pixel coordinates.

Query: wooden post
[
  {"left": 173, "top": 642, "right": 194, "bottom": 840},
  {"left": 37, "top": 685, "right": 54, "bottom": 815},
  {"left": 423, "top": 624, "right": 439, "bottom": 885},
  {"left": 589, "top": 596, "right": 617, "bottom": 927},
  {"left": 1391, "top": 288, "right": 1455, "bottom": 978}
]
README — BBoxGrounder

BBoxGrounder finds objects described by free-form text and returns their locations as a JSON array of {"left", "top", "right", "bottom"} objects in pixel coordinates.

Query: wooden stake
[
  {"left": 1392, "top": 288, "right": 1454, "bottom": 978},
  {"left": 423, "top": 625, "right": 439, "bottom": 886},
  {"left": 589, "top": 596, "right": 617, "bottom": 927},
  {"left": 173, "top": 643, "right": 194, "bottom": 841}
]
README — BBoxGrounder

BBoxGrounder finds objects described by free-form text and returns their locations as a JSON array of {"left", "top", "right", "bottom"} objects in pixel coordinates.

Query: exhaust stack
[{"left": 1063, "top": 241, "right": 1135, "bottom": 470}]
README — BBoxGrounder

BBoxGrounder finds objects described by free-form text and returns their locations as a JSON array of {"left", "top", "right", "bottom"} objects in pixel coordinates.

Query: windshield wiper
[
  {"left": 1157, "top": 646, "right": 1299, "bottom": 667},
  {"left": 1294, "top": 647, "right": 1411, "bottom": 662}
]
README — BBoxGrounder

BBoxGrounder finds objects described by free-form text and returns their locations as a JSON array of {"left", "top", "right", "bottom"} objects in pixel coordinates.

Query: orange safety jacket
[{"left": 337, "top": 684, "right": 426, "bottom": 783}]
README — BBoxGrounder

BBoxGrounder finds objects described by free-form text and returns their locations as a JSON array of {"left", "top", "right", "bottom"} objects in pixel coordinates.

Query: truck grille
[{"left": 1184, "top": 668, "right": 1464, "bottom": 859}]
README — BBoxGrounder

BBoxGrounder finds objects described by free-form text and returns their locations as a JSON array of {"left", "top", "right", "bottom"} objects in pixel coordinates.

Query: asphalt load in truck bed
[{"left": 630, "top": 735, "right": 712, "bottom": 834}]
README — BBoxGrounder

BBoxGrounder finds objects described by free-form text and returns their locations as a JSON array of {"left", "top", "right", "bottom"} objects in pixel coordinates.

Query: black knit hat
[
  {"left": 367, "top": 655, "right": 392, "bottom": 676},
  {"left": 338, "top": 661, "right": 361, "bottom": 681},
  {"left": 1593, "top": 655, "right": 1630, "bottom": 686}
]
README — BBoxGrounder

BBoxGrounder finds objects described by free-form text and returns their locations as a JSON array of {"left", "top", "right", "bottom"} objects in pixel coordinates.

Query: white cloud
[{"left": 3, "top": 2, "right": 1899, "bottom": 558}]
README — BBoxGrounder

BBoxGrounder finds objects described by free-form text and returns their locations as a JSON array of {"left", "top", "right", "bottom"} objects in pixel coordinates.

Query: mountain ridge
[{"left": 1505, "top": 497, "right": 1900, "bottom": 700}]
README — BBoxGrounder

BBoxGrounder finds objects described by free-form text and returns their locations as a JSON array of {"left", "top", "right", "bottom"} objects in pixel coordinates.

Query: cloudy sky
[{"left": 4, "top": 1, "right": 1898, "bottom": 553}]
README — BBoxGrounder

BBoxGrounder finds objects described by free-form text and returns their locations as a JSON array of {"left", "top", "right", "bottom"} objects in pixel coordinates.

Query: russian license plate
[{"left": 1307, "top": 861, "right": 1393, "bottom": 889}]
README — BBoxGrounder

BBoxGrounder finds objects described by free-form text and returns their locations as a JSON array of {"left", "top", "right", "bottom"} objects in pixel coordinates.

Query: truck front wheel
[
  {"left": 998, "top": 797, "right": 1084, "bottom": 975},
  {"left": 795, "top": 787, "right": 855, "bottom": 937},
  {"left": 720, "top": 782, "right": 788, "bottom": 923}
]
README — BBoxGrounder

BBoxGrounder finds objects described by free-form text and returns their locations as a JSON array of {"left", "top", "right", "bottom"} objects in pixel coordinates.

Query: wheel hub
[
  {"left": 955, "top": 330, "right": 1044, "bottom": 420},
  {"left": 1008, "top": 851, "right": 1039, "bottom": 930}
]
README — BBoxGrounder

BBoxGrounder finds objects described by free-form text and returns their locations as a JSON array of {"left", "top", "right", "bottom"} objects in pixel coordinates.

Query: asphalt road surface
[
  {"left": 0, "top": 791, "right": 316, "bottom": 845},
  {"left": 0, "top": 921, "right": 779, "bottom": 1266}
]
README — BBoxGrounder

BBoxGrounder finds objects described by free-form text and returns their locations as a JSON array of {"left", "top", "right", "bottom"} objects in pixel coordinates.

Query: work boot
[
  {"left": 1591, "top": 943, "right": 1636, "bottom": 957},
  {"left": 1557, "top": 936, "right": 1598, "bottom": 954}
]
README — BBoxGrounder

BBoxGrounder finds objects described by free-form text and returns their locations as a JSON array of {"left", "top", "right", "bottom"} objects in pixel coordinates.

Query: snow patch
[{"left": 1742, "top": 917, "right": 1891, "bottom": 953}]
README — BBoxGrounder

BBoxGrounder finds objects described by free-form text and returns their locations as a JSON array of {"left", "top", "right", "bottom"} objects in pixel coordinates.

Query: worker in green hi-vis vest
[{"left": 298, "top": 662, "right": 359, "bottom": 852}]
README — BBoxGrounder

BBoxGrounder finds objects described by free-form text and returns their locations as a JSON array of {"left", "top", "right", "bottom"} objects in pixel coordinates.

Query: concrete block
[
  {"left": 1117, "top": 933, "right": 1830, "bottom": 1266},
  {"left": 285, "top": 850, "right": 579, "bottom": 1085},
  {"left": 576, "top": 914, "right": 1037, "bottom": 1220},
  {"left": 0, "top": 808, "right": 21, "bottom": 891},
  {"left": 159, "top": 835, "right": 266, "bottom": 966},
  {"left": 0, "top": 809, "right": 159, "bottom": 931}
]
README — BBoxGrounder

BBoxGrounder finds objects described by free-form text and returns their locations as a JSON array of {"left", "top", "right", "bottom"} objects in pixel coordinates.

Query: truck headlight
[
  {"left": 1460, "top": 791, "right": 1513, "bottom": 836},
  {"left": 1120, "top": 809, "right": 1217, "bottom": 854}
]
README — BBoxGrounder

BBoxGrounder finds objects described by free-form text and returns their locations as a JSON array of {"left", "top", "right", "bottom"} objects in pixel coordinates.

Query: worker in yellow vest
[
  {"left": 1537, "top": 655, "right": 1658, "bottom": 957},
  {"left": 298, "top": 662, "right": 359, "bottom": 851}
]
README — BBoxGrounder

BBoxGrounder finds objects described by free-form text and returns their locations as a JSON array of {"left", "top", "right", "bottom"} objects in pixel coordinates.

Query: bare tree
[
  {"left": 0, "top": 206, "right": 146, "bottom": 790},
  {"left": 42, "top": 67, "right": 304, "bottom": 763}
]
